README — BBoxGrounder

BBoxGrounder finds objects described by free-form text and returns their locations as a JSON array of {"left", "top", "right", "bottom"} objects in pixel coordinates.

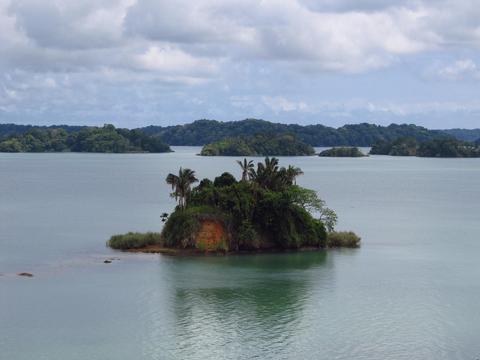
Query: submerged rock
[{"left": 17, "top": 272, "right": 33, "bottom": 277}]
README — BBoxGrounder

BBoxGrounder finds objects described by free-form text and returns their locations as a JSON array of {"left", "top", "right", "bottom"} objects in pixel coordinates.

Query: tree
[
  {"left": 285, "top": 165, "right": 303, "bottom": 185},
  {"left": 166, "top": 168, "right": 198, "bottom": 209},
  {"left": 236, "top": 158, "right": 254, "bottom": 181}
]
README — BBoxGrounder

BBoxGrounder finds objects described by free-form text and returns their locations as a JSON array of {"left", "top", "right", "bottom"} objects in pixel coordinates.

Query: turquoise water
[{"left": 1, "top": 147, "right": 480, "bottom": 359}]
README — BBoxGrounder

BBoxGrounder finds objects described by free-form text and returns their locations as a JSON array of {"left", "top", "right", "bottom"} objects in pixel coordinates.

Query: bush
[
  {"left": 161, "top": 206, "right": 224, "bottom": 248},
  {"left": 318, "top": 147, "right": 365, "bottom": 157},
  {"left": 237, "top": 220, "right": 260, "bottom": 250},
  {"left": 327, "top": 231, "right": 361, "bottom": 248},
  {"left": 107, "top": 232, "right": 162, "bottom": 250}
]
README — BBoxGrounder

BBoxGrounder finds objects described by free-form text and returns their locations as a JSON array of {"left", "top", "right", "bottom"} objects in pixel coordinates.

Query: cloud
[
  {"left": 1, "top": 0, "right": 480, "bottom": 127},
  {"left": 437, "top": 59, "right": 480, "bottom": 80},
  {"left": 261, "top": 96, "right": 309, "bottom": 113},
  {"left": 134, "top": 46, "right": 218, "bottom": 77}
]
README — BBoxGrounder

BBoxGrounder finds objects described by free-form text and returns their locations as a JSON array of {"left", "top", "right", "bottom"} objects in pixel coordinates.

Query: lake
[{"left": 1, "top": 147, "right": 480, "bottom": 360}]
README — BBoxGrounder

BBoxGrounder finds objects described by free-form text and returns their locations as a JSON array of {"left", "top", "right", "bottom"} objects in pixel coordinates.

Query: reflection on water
[
  {"left": 142, "top": 252, "right": 334, "bottom": 359},
  {"left": 2, "top": 151, "right": 480, "bottom": 360}
]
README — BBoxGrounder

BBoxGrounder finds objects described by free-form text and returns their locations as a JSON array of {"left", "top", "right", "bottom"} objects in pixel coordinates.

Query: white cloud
[
  {"left": 261, "top": 96, "right": 308, "bottom": 113},
  {"left": 1, "top": 0, "right": 480, "bottom": 126},
  {"left": 134, "top": 46, "right": 218, "bottom": 77},
  {"left": 438, "top": 59, "right": 480, "bottom": 80}
]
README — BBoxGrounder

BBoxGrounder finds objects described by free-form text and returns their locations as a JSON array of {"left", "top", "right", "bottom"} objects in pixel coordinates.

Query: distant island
[
  {"left": 4, "top": 119, "right": 479, "bottom": 148},
  {"left": 141, "top": 119, "right": 452, "bottom": 146},
  {"left": 108, "top": 157, "right": 360, "bottom": 254},
  {"left": 370, "top": 138, "right": 480, "bottom": 157},
  {"left": 200, "top": 134, "right": 315, "bottom": 156},
  {"left": 318, "top": 147, "right": 366, "bottom": 157},
  {"left": 2, "top": 120, "right": 480, "bottom": 152},
  {"left": 0, "top": 124, "right": 171, "bottom": 153}
]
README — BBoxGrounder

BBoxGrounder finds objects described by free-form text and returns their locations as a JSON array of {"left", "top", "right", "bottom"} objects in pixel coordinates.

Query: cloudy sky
[{"left": 1, "top": 0, "right": 480, "bottom": 129}]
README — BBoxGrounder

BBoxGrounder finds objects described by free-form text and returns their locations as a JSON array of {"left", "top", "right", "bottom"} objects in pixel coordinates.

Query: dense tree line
[
  {"left": 370, "top": 137, "right": 480, "bottom": 157},
  {"left": 3, "top": 120, "right": 479, "bottom": 147},
  {"left": 318, "top": 147, "right": 366, "bottom": 157},
  {"left": 0, "top": 124, "right": 171, "bottom": 153},
  {"left": 0, "top": 124, "right": 84, "bottom": 140},
  {"left": 161, "top": 158, "right": 338, "bottom": 251},
  {"left": 141, "top": 119, "right": 451, "bottom": 146},
  {"left": 200, "top": 133, "right": 315, "bottom": 156},
  {"left": 442, "top": 129, "right": 480, "bottom": 142}
]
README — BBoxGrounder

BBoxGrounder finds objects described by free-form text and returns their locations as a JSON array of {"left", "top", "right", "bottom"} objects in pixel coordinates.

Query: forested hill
[
  {"left": 442, "top": 128, "right": 480, "bottom": 142},
  {"left": 0, "top": 124, "right": 171, "bottom": 153},
  {"left": 0, "top": 123, "right": 85, "bottom": 140},
  {"left": 140, "top": 119, "right": 450, "bottom": 146},
  {"left": 3, "top": 119, "right": 479, "bottom": 147}
]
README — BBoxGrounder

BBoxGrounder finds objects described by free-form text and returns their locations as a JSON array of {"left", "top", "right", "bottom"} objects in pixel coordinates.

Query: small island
[
  {"left": 370, "top": 137, "right": 480, "bottom": 157},
  {"left": 0, "top": 124, "right": 171, "bottom": 153},
  {"left": 199, "top": 134, "right": 315, "bottom": 156},
  {"left": 318, "top": 147, "right": 366, "bottom": 157},
  {"left": 108, "top": 157, "right": 360, "bottom": 254}
]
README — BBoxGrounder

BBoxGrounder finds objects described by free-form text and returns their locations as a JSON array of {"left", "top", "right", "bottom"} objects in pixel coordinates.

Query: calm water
[{"left": 1, "top": 147, "right": 480, "bottom": 360}]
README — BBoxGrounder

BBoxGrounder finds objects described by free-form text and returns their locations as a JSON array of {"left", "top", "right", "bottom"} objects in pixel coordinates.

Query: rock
[
  {"left": 103, "top": 260, "right": 112, "bottom": 264},
  {"left": 17, "top": 272, "right": 33, "bottom": 277}
]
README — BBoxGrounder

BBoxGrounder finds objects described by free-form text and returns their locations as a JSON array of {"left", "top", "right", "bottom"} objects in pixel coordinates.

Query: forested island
[
  {"left": 141, "top": 119, "right": 451, "bottom": 146},
  {"left": 2, "top": 119, "right": 480, "bottom": 148},
  {"left": 200, "top": 134, "right": 315, "bottom": 156},
  {"left": 0, "top": 124, "right": 171, "bottom": 153},
  {"left": 370, "top": 138, "right": 480, "bottom": 157},
  {"left": 318, "top": 147, "right": 366, "bottom": 157},
  {"left": 108, "top": 158, "right": 360, "bottom": 254}
]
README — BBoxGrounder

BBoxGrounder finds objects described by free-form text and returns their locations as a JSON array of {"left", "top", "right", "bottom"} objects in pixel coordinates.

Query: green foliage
[
  {"left": 213, "top": 172, "right": 237, "bottom": 187},
  {"left": 4, "top": 120, "right": 475, "bottom": 147},
  {"left": 442, "top": 128, "right": 480, "bottom": 142},
  {"left": 237, "top": 220, "right": 260, "bottom": 250},
  {"left": 327, "top": 231, "right": 361, "bottom": 248},
  {"left": 141, "top": 119, "right": 450, "bottom": 146},
  {"left": 0, "top": 124, "right": 171, "bottom": 153},
  {"left": 200, "top": 133, "right": 315, "bottom": 156},
  {"left": 166, "top": 168, "right": 198, "bottom": 209},
  {"left": 370, "top": 137, "right": 480, "bottom": 157},
  {"left": 370, "top": 137, "right": 418, "bottom": 156},
  {"left": 161, "top": 206, "right": 222, "bottom": 248},
  {"left": 107, "top": 232, "right": 162, "bottom": 250},
  {"left": 164, "top": 158, "right": 335, "bottom": 250},
  {"left": 319, "top": 147, "right": 366, "bottom": 157},
  {"left": 417, "top": 138, "right": 480, "bottom": 157}
]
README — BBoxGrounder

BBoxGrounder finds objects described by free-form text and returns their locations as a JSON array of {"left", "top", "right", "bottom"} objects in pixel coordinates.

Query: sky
[{"left": 0, "top": 0, "right": 480, "bottom": 129}]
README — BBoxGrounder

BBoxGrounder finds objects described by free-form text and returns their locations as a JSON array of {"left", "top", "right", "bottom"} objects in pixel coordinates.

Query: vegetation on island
[
  {"left": 141, "top": 119, "right": 451, "bottom": 146},
  {"left": 0, "top": 124, "right": 171, "bottom": 153},
  {"left": 370, "top": 137, "right": 480, "bottom": 157},
  {"left": 318, "top": 147, "right": 366, "bottom": 157},
  {"left": 3, "top": 120, "right": 480, "bottom": 148},
  {"left": 108, "top": 157, "right": 360, "bottom": 253},
  {"left": 200, "top": 134, "right": 315, "bottom": 156},
  {"left": 108, "top": 232, "right": 162, "bottom": 250},
  {"left": 326, "top": 231, "right": 361, "bottom": 248}
]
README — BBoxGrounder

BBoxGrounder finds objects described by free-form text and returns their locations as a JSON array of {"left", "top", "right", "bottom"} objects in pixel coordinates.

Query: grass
[
  {"left": 327, "top": 231, "right": 361, "bottom": 248},
  {"left": 107, "top": 232, "right": 163, "bottom": 250}
]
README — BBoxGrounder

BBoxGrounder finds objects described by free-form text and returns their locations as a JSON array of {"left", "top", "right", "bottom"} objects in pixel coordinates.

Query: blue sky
[{"left": 1, "top": 0, "right": 480, "bottom": 129}]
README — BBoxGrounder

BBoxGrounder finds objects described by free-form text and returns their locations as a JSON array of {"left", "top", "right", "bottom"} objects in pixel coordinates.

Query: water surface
[{"left": 1, "top": 148, "right": 480, "bottom": 359}]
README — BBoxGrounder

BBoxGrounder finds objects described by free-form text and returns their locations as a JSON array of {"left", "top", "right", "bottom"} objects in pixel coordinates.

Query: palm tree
[
  {"left": 166, "top": 167, "right": 198, "bottom": 209},
  {"left": 237, "top": 158, "right": 254, "bottom": 181},
  {"left": 252, "top": 157, "right": 282, "bottom": 190},
  {"left": 285, "top": 165, "right": 303, "bottom": 185}
]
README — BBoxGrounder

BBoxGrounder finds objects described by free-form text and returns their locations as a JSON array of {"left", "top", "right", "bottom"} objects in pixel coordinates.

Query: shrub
[
  {"left": 237, "top": 220, "right": 260, "bottom": 250},
  {"left": 327, "top": 231, "right": 361, "bottom": 248},
  {"left": 107, "top": 232, "right": 162, "bottom": 250},
  {"left": 318, "top": 147, "right": 365, "bottom": 157}
]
